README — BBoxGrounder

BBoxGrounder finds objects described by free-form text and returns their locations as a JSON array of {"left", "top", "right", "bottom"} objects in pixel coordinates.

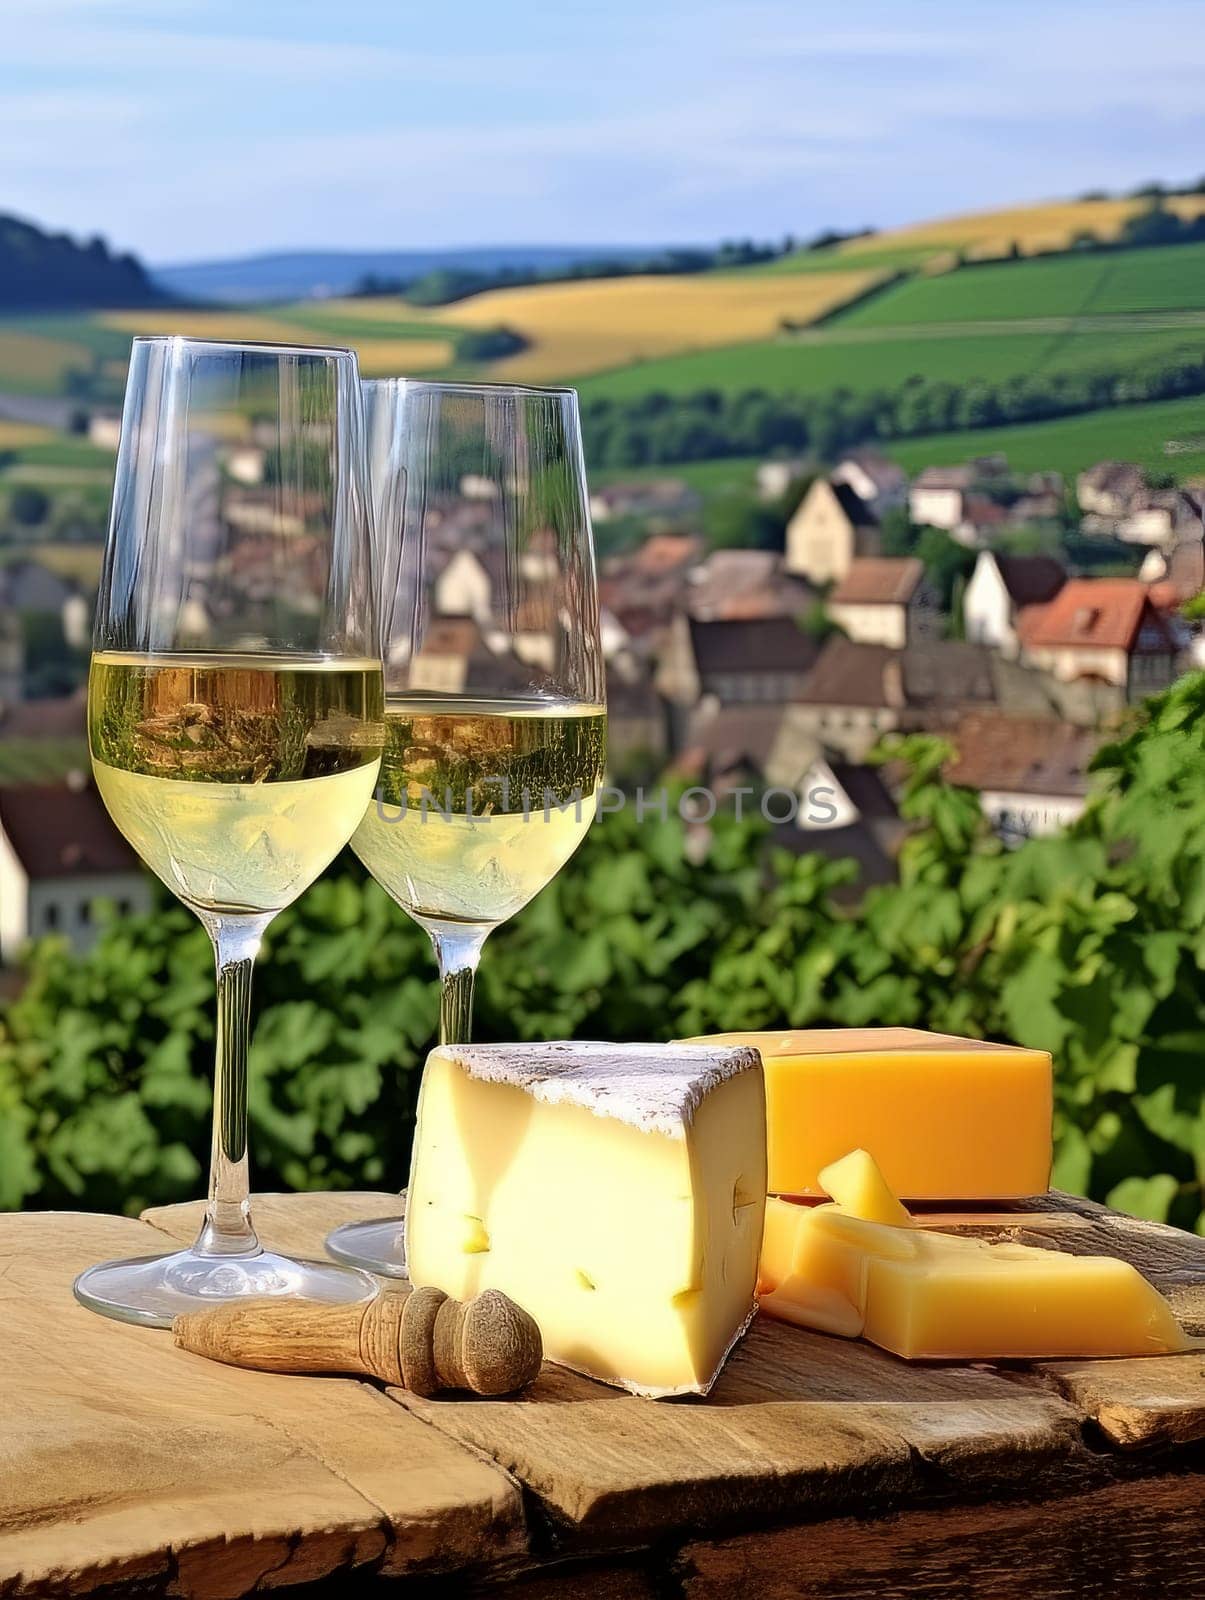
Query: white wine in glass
[
  {"left": 74, "top": 337, "right": 384, "bottom": 1327},
  {"left": 326, "top": 379, "right": 606, "bottom": 1278}
]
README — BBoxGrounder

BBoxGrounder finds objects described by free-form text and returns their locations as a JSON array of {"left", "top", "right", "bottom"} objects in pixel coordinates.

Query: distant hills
[
  {"left": 152, "top": 245, "right": 671, "bottom": 305},
  {"left": 0, "top": 213, "right": 164, "bottom": 311}
]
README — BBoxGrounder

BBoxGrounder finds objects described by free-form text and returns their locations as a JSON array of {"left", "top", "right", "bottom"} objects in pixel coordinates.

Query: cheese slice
[
  {"left": 405, "top": 1041, "right": 767, "bottom": 1397},
  {"left": 679, "top": 1027, "right": 1053, "bottom": 1199},
  {"left": 758, "top": 1150, "right": 1189, "bottom": 1360}
]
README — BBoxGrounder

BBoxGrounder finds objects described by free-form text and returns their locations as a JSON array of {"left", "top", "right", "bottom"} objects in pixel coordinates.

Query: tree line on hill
[
  {"left": 349, "top": 232, "right": 867, "bottom": 306},
  {"left": 581, "top": 343, "right": 1205, "bottom": 467},
  {"left": 0, "top": 213, "right": 163, "bottom": 311}
]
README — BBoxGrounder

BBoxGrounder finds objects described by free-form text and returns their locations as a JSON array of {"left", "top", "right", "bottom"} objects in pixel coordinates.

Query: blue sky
[{"left": 4, "top": 0, "right": 1205, "bottom": 264}]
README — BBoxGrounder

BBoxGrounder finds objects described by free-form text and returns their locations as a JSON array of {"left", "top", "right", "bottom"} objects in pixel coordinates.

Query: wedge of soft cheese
[
  {"left": 758, "top": 1150, "right": 1189, "bottom": 1360},
  {"left": 405, "top": 1041, "right": 767, "bottom": 1397},
  {"left": 679, "top": 1027, "right": 1052, "bottom": 1199}
]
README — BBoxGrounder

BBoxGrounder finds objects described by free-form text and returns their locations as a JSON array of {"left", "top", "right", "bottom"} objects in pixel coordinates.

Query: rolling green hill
[
  {"left": 8, "top": 192, "right": 1205, "bottom": 501},
  {"left": 882, "top": 391, "right": 1205, "bottom": 483},
  {"left": 832, "top": 241, "right": 1205, "bottom": 327},
  {"left": 575, "top": 323, "right": 1205, "bottom": 402}
]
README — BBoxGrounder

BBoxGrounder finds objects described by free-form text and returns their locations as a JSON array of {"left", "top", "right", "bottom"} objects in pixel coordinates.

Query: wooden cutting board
[{"left": 2, "top": 1190, "right": 1202, "bottom": 1600}]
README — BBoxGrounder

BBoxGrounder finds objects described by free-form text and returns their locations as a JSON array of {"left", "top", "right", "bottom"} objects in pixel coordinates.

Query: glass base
[
  {"left": 324, "top": 1215, "right": 409, "bottom": 1279},
  {"left": 73, "top": 1245, "right": 378, "bottom": 1329}
]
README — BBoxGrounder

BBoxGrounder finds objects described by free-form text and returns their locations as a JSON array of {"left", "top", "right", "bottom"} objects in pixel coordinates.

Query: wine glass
[
  {"left": 74, "top": 336, "right": 385, "bottom": 1326},
  {"left": 325, "top": 379, "right": 606, "bottom": 1277}
]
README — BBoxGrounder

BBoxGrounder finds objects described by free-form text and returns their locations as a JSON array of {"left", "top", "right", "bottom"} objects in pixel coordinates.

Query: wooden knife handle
[{"left": 172, "top": 1285, "right": 542, "bottom": 1396}]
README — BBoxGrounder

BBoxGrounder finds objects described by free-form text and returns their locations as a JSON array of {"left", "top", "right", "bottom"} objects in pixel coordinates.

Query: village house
[
  {"left": 655, "top": 614, "right": 822, "bottom": 712},
  {"left": 588, "top": 478, "right": 699, "bottom": 524},
  {"left": 784, "top": 478, "right": 880, "bottom": 584},
  {"left": 403, "top": 616, "right": 532, "bottom": 696},
  {"left": 1076, "top": 460, "right": 1148, "bottom": 520},
  {"left": 945, "top": 712, "right": 1100, "bottom": 844},
  {"left": 950, "top": 494, "right": 1015, "bottom": 549},
  {"left": 830, "top": 450, "right": 908, "bottom": 516},
  {"left": 1141, "top": 537, "right": 1205, "bottom": 604},
  {"left": 789, "top": 637, "right": 1012, "bottom": 760},
  {"left": 670, "top": 700, "right": 905, "bottom": 895},
  {"left": 598, "top": 533, "right": 702, "bottom": 644},
  {"left": 0, "top": 777, "right": 153, "bottom": 962},
  {"left": 1016, "top": 578, "right": 1181, "bottom": 700},
  {"left": 685, "top": 549, "right": 814, "bottom": 622},
  {"left": 604, "top": 662, "right": 666, "bottom": 776},
  {"left": 908, "top": 465, "right": 976, "bottom": 530},
  {"left": 1115, "top": 488, "right": 1202, "bottom": 549},
  {"left": 826, "top": 557, "right": 938, "bottom": 648},
  {"left": 963, "top": 551, "right": 1067, "bottom": 657},
  {"left": 755, "top": 457, "right": 809, "bottom": 502}
]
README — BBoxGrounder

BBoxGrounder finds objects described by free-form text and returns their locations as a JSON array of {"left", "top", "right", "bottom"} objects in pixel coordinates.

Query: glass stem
[
  {"left": 427, "top": 921, "right": 490, "bottom": 1045},
  {"left": 195, "top": 913, "right": 271, "bottom": 1257}
]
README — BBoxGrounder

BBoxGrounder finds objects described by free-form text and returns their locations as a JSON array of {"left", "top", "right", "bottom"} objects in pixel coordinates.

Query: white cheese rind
[{"left": 431, "top": 1040, "right": 761, "bottom": 1138}]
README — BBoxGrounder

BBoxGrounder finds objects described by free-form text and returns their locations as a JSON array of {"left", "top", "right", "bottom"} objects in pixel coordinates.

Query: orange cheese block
[
  {"left": 680, "top": 1027, "right": 1052, "bottom": 1200},
  {"left": 759, "top": 1151, "right": 1189, "bottom": 1361}
]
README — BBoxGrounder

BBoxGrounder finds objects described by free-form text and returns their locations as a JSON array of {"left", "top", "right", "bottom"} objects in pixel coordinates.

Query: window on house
[
  {"left": 44, "top": 904, "right": 59, "bottom": 930},
  {"left": 118, "top": 899, "right": 132, "bottom": 917},
  {"left": 78, "top": 901, "right": 92, "bottom": 927}
]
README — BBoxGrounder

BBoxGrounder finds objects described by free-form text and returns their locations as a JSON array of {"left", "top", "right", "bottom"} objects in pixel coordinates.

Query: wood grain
[
  {"left": 0, "top": 1211, "right": 524, "bottom": 1599},
  {"left": 143, "top": 1192, "right": 1205, "bottom": 1552},
  {"left": 674, "top": 1474, "right": 1205, "bottom": 1600},
  {"left": 1040, "top": 1354, "right": 1205, "bottom": 1448}
]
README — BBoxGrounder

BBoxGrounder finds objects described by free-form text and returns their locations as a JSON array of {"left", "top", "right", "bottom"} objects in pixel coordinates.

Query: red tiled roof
[
  {"left": 945, "top": 713, "right": 1099, "bottom": 798},
  {"left": 830, "top": 557, "right": 924, "bottom": 606},
  {"left": 0, "top": 781, "right": 140, "bottom": 880},
  {"left": 1017, "top": 579, "right": 1179, "bottom": 654},
  {"left": 629, "top": 534, "right": 701, "bottom": 575}
]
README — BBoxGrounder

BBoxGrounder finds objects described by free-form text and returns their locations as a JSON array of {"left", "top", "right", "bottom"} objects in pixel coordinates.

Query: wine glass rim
[
  {"left": 130, "top": 334, "right": 358, "bottom": 360},
  {"left": 364, "top": 376, "right": 577, "bottom": 399}
]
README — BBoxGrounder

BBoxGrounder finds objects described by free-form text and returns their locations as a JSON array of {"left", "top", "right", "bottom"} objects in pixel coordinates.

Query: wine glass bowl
[
  {"left": 325, "top": 379, "right": 606, "bottom": 1278},
  {"left": 74, "top": 337, "right": 385, "bottom": 1326}
]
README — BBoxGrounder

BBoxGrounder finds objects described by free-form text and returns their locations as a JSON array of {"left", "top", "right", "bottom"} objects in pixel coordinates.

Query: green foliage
[
  {"left": 8, "top": 485, "right": 49, "bottom": 526},
  {"left": 581, "top": 343, "right": 1205, "bottom": 469},
  {"left": 453, "top": 325, "right": 528, "bottom": 362},
  {"left": 3, "top": 679, "right": 1204, "bottom": 1231},
  {"left": 701, "top": 493, "right": 786, "bottom": 551},
  {"left": 0, "top": 213, "right": 163, "bottom": 313}
]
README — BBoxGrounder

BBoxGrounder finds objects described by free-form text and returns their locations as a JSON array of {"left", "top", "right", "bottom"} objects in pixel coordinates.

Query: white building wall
[
  {"left": 828, "top": 601, "right": 908, "bottom": 648},
  {"left": 909, "top": 486, "right": 963, "bottom": 530},
  {"left": 0, "top": 829, "right": 29, "bottom": 963},
  {"left": 981, "top": 789, "right": 1085, "bottom": 843},
  {"left": 963, "top": 554, "right": 1015, "bottom": 653},
  {"left": 25, "top": 871, "right": 153, "bottom": 956},
  {"left": 1021, "top": 642, "right": 1127, "bottom": 687}
]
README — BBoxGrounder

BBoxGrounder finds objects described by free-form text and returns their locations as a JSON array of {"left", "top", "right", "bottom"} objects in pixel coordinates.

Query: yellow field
[
  {"left": 353, "top": 337, "right": 455, "bottom": 375},
  {"left": 0, "top": 420, "right": 56, "bottom": 449},
  {"left": 850, "top": 194, "right": 1205, "bottom": 261},
  {"left": 423, "top": 270, "right": 883, "bottom": 379}
]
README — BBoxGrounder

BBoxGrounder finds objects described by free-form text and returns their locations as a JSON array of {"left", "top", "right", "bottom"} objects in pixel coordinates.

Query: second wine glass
[{"left": 325, "top": 379, "right": 606, "bottom": 1278}]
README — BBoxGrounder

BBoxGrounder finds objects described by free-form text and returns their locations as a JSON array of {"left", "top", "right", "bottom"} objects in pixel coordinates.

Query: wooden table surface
[{"left": 2, "top": 1192, "right": 1202, "bottom": 1599}]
